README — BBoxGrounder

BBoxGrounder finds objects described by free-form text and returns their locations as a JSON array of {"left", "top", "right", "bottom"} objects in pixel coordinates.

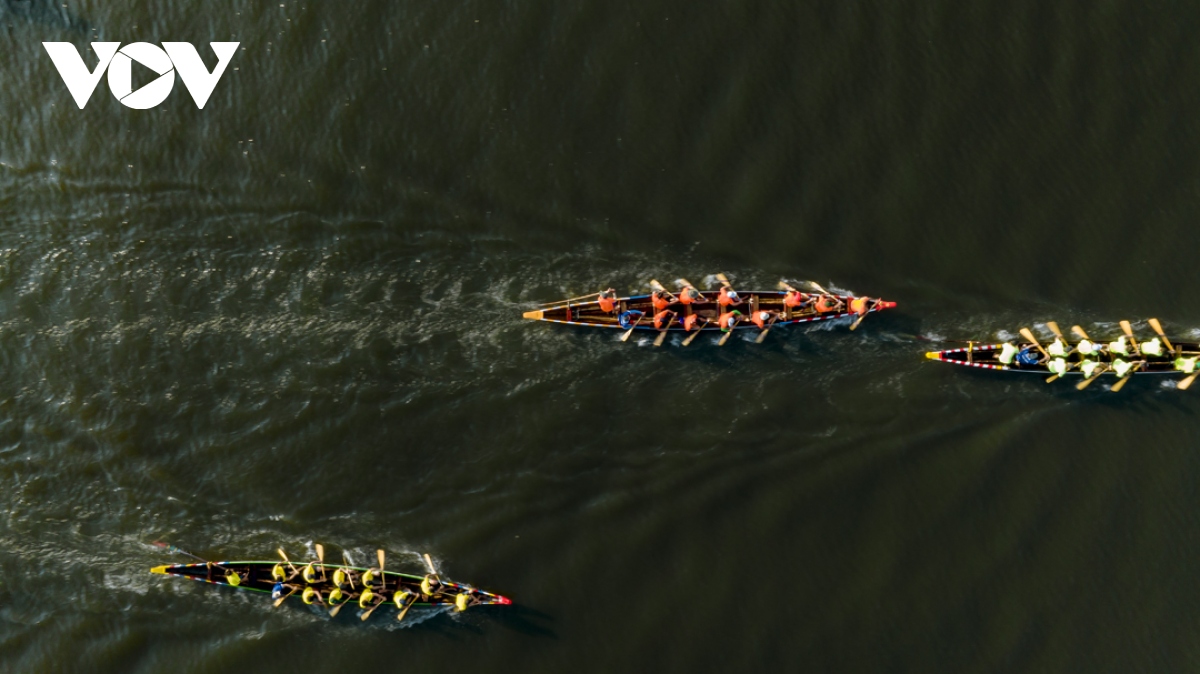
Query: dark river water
[{"left": 3, "top": 1, "right": 1200, "bottom": 672}]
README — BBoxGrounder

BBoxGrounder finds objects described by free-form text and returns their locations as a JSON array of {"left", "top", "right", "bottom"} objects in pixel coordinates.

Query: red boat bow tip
[{"left": 495, "top": 595, "right": 513, "bottom": 605}]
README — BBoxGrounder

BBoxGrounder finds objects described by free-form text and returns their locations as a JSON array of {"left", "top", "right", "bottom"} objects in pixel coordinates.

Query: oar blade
[
  {"left": 397, "top": 598, "right": 417, "bottom": 623},
  {"left": 1071, "top": 325, "right": 1090, "bottom": 341},
  {"left": 377, "top": 549, "right": 386, "bottom": 572},
  {"left": 1111, "top": 375, "right": 1133, "bottom": 392},
  {"left": 315, "top": 544, "right": 324, "bottom": 564},
  {"left": 1149, "top": 318, "right": 1174, "bottom": 352},
  {"left": 1019, "top": 327, "right": 1048, "bottom": 358},
  {"left": 653, "top": 330, "right": 668, "bottom": 347},
  {"left": 1046, "top": 321, "right": 1064, "bottom": 340},
  {"left": 423, "top": 553, "right": 438, "bottom": 576},
  {"left": 1179, "top": 372, "right": 1199, "bottom": 391}
]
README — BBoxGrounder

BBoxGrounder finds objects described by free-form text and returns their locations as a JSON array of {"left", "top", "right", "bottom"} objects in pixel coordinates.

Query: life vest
[
  {"left": 1048, "top": 358, "right": 1068, "bottom": 375},
  {"left": 1141, "top": 338, "right": 1164, "bottom": 357},
  {"left": 272, "top": 564, "right": 286, "bottom": 581},
  {"left": 1108, "top": 337, "right": 1129, "bottom": 356},
  {"left": 849, "top": 297, "right": 868, "bottom": 315},
  {"left": 815, "top": 296, "right": 838, "bottom": 313},
  {"left": 1016, "top": 349, "right": 1040, "bottom": 366},
  {"left": 302, "top": 587, "right": 318, "bottom": 605},
  {"left": 651, "top": 292, "right": 672, "bottom": 311},
  {"left": 359, "top": 588, "right": 375, "bottom": 608},
  {"left": 394, "top": 590, "right": 411, "bottom": 608},
  {"left": 1078, "top": 339, "right": 1097, "bottom": 355},
  {"left": 1080, "top": 360, "right": 1100, "bottom": 378},
  {"left": 421, "top": 575, "right": 436, "bottom": 596},
  {"left": 679, "top": 287, "right": 700, "bottom": 305},
  {"left": 362, "top": 569, "right": 377, "bottom": 586},
  {"left": 333, "top": 568, "right": 347, "bottom": 587},
  {"left": 997, "top": 343, "right": 1018, "bottom": 364},
  {"left": 1047, "top": 339, "right": 1067, "bottom": 357},
  {"left": 598, "top": 291, "right": 617, "bottom": 313},
  {"left": 717, "top": 288, "right": 740, "bottom": 307},
  {"left": 1176, "top": 357, "right": 1197, "bottom": 374},
  {"left": 225, "top": 571, "right": 241, "bottom": 587},
  {"left": 653, "top": 310, "right": 674, "bottom": 330},
  {"left": 1112, "top": 358, "right": 1133, "bottom": 378},
  {"left": 683, "top": 314, "right": 699, "bottom": 332},
  {"left": 783, "top": 290, "right": 808, "bottom": 308},
  {"left": 302, "top": 563, "right": 318, "bottom": 583},
  {"left": 751, "top": 311, "right": 770, "bottom": 329},
  {"left": 329, "top": 587, "right": 344, "bottom": 604},
  {"left": 455, "top": 593, "right": 470, "bottom": 612}
]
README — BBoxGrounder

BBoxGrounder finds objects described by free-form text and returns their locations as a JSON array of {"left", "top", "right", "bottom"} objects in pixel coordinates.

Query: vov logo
[{"left": 43, "top": 42, "right": 240, "bottom": 109}]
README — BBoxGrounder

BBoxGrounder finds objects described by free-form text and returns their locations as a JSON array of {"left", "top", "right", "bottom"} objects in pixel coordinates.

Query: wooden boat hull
[
  {"left": 523, "top": 291, "right": 896, "bottom": 332},
  {"left": 151, "top": 561, "right": 511, "bottom": 608},
  {"left": 925, "top": 342, "right": 1199, "bottom": 375}
]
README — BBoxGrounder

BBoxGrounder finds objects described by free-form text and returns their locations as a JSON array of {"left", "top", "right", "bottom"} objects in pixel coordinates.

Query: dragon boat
[
  {"left": 523, "top": 278, "right": 896, "bottom": 339},
  {"left": 924, "top": 320, "right": 1200, "bottom": 390},
  {"left": 151, "top": 544, "right": 511, "bottom": 621}
]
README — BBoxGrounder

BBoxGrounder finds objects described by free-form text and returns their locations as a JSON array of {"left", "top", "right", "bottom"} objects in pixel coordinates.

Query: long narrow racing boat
[
  {"left": 524, "top": 288, "right": 896, "bottom": 334},
  {"left": 152, "top": 546, "right": 511, "bottom": 620},
  {"left": 924, "top": 320, "right": 1200, "bottom": 390}
]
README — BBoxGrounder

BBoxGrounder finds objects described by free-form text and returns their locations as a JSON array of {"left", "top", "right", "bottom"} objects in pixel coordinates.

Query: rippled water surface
[{"left": 2, "top": 1, "right": 1200, "bottom": 672}]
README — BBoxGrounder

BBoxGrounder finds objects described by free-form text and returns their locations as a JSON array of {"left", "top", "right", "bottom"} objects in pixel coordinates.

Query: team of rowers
[
  {"left": 594, "top": 279, "right": 873, "bottom": 334},
  {"left": 218, "top": 559, "right": 479, "bottom": 617},
  {"left": 998, "top": 327, "right": 1197, "bottom": 379}
]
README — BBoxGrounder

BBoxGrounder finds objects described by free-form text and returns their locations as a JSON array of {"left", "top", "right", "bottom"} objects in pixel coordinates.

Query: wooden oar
[
  {"left": 1046, "top": 322, "right": 1064, "bottom": 342},
  {"left": 422, "top": 553, "right": 438, "bottom": 576},
  {"left": 329, "top": 597, "right": 348, "bottom": 617},
  {"left": 1148, "top": 318, "right": 1174, "bottom": 352},
  {"left": 1019, "top": 327, "right": 1050, "bottom": 360},
  {"left": 1179, "top": 369, "right": 1200, "bottom": 391},
  {"left": 539, "top": 292, "right": 600, "bottom": 306},
  {"left": 755, "top": 316, "right": 778, "bottom": 344},
  {"left": 315, "top": 544, "right": 326, "bottom": 581},
  {"left": 273, "top": 585, "right": 299, "bottom": 608},
  {"left": 681, "top": 319, "right": 709, "bottom": 346},
  {"left": 377, "top": 549, "right": 387, "bottom": 593},
  {"left": 277, "top": 548, "right": 299, "bottom": 576},
  {"left": 1111, "top": 362, "right": 1144, "bottom": 392},
  {"left": 1120, "top": 320, "right": 1141, "bottom": 356},
  {"left": 715, "top": 273, "right": 732, "bottom": 289},
  {"left": 1045, "top": 361, "right": 1074, "bottom": 384},
  {"left": 1076, "top": 365, "right": 1109, "bottom": 390},
  {"left": 1071, "top": 325, "right": 1091, "bottom": 341},
  {"left": 849, "top": 300, "right": 873, "bottom": 331},
  {"left": 618, "top": 314, "right": 644, "bottom": 342},
  {"left": 653, "top": 327, "right": 670, "bottom": 347},
  {"left": 342, "top": 553, "right": 357, "bottom": 590}
]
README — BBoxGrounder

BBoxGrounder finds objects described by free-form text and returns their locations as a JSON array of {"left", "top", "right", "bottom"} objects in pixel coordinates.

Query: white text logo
[{"left": 43, "top": 42, "right": 239, "bottom": 109}]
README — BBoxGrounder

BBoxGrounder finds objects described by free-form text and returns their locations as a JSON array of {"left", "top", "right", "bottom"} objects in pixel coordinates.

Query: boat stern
[
  {"left": 150, "top": 565, "right": 170, "bottom": 575},
  {"left": 925, "top": 351, "right": 942, "bottom": 360},
  {"left": 522, "top": 310, "right": 544, "bottom": 320}
]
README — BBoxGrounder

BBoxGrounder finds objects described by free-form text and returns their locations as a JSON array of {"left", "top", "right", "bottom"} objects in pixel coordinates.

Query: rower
[
  {"left": 1080, "top": 359, "right": 1102, "bottom": 378},
  {"left": 1175, "top": 356, "right": 1197, "bottom": 374},
  {"left": 849, "top": 297, "right": 871, "bottom": 317},
  {"left": 1046, "top": 336, "right": 1070, "bottom": 358},
  {"left": 1108, "top": 336, "right": 1131, "bottom": 357},
  {"left": 394, "top": 588, "right": 414, "bottom": 608},
  {"left": 718, "top": 309, "right": 743, "bottom": 332},
  {"left": 272, "top": 581, "right": 299, "bottom": 601},
  {"left": 302, "top": 586, "right": 325, "bottom": 606},
  {"left": 1047, "top": 357, "right": 1069, "bottom": 377},
  {"left": 1077, "top": 338, "right": 1102, "bottom": 357},
  {"left": 420, "top": 573, "right": 441, "bottom": 598},
  {"left": 597, "top": 288, "right": 618, "bottom": 314},
  {"left": 653, "top": 309, "right": 677, "bottom": 331},
  {"left": 682, "top": 314, "right": 705, "bottom": 332},
  {"left": 1112, "top": 358, "right": 1135, "bottom": 378},
  {"left": 814, "top": 294, "right": 843, "bottom": 314},
  {"left": 997, "top": 343, "right": 1019, "bottom": 365},
  {"left": 272, "top": 563, "right": 289, "bottom": 582},
  {"left": 333, "top": 567, "right": 354, "bottom": 588},
  {"left": 225, "top": 570, "right": 242, "bottom": 587},
  {"left": 651, "top": 289, "right": 677, "bottom": 312},
  {"left": 717, "top": 286, "right": 742, "bottom": 309},
  {"left": 750, "top": 310, "right": 775, "bottom": 330},
  {"left": 1140, "top": 337, "right": 1164, "bottom": 357},
  {"left": 362, "top": 567, "right": 381, "bottom": 588},
  {"left": 783, "top": 289, "right": 810, "bottom": 309},
  {"left": 617, "top": 310, "right": 644, "bottom": 330},
  {"left": 358, "top": 586, "right": 379, "bottom": 609},
  {"left": 678, "top": 282, "right": 703, "bottom": 306},
  {"left": 328, "top": 586, "right": 348, "bottom": 607},
  {"left": 302, "top": 562, "right": 323, "bottom": 584},
  {"left": 455, "top": 592, "right": 476, "bottom": 612}
]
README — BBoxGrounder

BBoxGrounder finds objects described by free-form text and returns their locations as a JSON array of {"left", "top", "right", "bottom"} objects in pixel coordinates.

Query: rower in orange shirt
[
  {"left": 651, "top": 288, "right": 677, "bottom": 312},
  {"left": 597, "top": 288, "right": 618, "bottom": 313}
]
